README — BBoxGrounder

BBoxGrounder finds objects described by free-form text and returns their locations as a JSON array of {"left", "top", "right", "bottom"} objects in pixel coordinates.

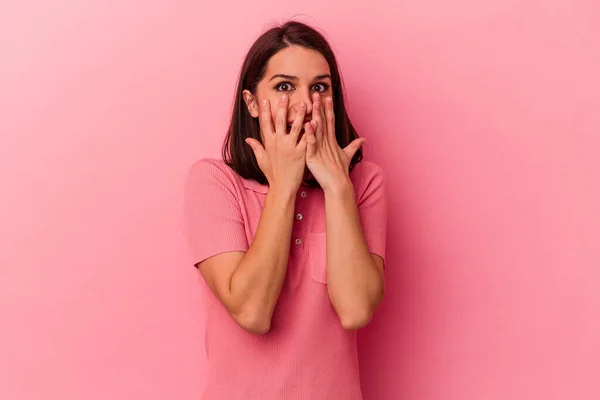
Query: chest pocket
[{"left": 307, "top": 232, "right": 327, "bottom": 284}]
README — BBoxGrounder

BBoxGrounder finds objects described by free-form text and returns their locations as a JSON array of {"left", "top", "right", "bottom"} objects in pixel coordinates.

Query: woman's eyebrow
[
  {"left": 269, "top": 74, "right": 297, "bottom": 81},
  {"left": 268, "top": 73, "right": 332, "bottom": 81}
]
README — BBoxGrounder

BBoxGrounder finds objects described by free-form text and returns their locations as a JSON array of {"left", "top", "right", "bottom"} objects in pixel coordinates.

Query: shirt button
[
  {"left": 296, "top": 213, "right": 303, "bottom": 220},
  {"left": 295, "top": 238, "right": 302, "bottom": 245},
  {"left": 300, "top": 191, "right": 307, "bottom": 198}
]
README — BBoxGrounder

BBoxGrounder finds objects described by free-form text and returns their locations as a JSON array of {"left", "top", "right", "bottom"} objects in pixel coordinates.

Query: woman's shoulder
[
  {"left": 187, "top": 158, "right": 270, "bottom": 197},
  {"left": 188, "top": 157, "right": 228, "bottom": 172},
  {"left": 188, "top": 157, "right": 236, "bottom": 177},
  {"left": 350, "top": 159, "right": 387, "bottom": 189},
  {"left": 186, "top": 158, "right": 242, "bottom": 188},
  {"left": 353, "top": 159, "right": 385, "bottom": 176}
]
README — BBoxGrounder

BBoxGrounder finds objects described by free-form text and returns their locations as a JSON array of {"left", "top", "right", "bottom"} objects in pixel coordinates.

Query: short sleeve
[
  {"left": 183, "top": 159, "right": 249, "bottom": 267},
  {"left": 356, "top": 161, "right": 388, "bottom": 264}
]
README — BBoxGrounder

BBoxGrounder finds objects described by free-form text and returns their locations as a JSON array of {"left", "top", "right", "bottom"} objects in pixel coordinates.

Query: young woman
[{"left": 184, "top": 20, "right": 388, "bottom": 399}]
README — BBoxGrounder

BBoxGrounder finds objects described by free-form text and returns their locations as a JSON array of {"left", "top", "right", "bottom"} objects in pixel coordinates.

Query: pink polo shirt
[{"left": 183, "top": 158, "right": 388, "bottom": 400}]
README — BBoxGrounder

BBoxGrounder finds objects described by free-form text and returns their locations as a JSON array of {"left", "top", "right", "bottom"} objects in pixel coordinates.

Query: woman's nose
[{"left": 296, "top": 89, "right": 313, "bottom": 115}]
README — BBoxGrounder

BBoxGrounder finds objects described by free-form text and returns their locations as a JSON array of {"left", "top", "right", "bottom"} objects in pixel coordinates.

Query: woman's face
[{"left": 243, "top": 45, "right": 333, "bottom": 140}]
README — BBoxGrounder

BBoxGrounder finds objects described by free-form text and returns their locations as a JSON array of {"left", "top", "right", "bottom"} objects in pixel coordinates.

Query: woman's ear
[{"left": 242, "top": 89, "right": 259, "bottom": 118}]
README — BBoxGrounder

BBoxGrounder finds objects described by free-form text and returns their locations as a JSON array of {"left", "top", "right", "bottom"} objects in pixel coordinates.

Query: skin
[
  {"left": 242, "top": 45, "right": 330, "bottom": 187},
  {"left": 197, "top": 45, "right": 384, "bottom": 334}
]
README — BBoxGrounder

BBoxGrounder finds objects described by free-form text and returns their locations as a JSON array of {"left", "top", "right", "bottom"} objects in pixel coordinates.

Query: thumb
[
  {"left": 343, "top": 138, "right": 367, "bottom": 159},
  {"left": 245, "top": 138, "right": 265, "bottom": 159}
]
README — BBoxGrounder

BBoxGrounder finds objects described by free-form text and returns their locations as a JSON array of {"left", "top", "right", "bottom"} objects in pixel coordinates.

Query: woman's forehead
[{"left": 264, "top": 46, "right": 330, "bottom": 79}]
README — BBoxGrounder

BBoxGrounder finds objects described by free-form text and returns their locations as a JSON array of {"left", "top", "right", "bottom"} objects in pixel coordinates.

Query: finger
[
  {"left": 304, "top": 121, "right": 317, "bottom": 158},
  {"left": 325, "top": 97, "right": 336, "bottom": 142},
  {"left": 258, "top": 99, "right": 274, "bottom": 137},
  {"left": 275, "top": 94, "right": 288, "bottom": 135},
  {"left": 296, "top": 124, "right": 308, "bottom": 154},
  {"left": 312, "top": 93, "right": 324, "bottom": 143},
  {"left": 245, "top": 137, "right": 266, "bottom": 159},
  {"left": 289, "top": 101, "right": 306, "bottom": 142},
  {"left": 343, "top": 138, "right": 367, "bottom": 159},
  {"left": 319, "top": 94, "right": 327, "bottom": 133}
]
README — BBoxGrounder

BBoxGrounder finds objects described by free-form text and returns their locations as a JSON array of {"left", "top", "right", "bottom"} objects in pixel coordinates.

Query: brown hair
[{"left": 222, "top": 21, "right": 363, "bottom": 187}]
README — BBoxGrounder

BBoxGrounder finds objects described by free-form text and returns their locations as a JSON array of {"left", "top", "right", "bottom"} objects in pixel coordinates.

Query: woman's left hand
[{"left": 304, "top": 93, "right": 367, "bottom": 192}]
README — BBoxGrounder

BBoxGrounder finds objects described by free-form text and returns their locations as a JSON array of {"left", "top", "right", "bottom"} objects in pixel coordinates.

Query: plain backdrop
[{"left": 1, "top": 1, "right": 599, "bottom": 399}]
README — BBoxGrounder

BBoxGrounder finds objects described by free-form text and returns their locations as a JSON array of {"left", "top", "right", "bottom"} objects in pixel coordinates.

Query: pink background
[{"left": 1, "top": 1, "right": 599, "bottom": 399}]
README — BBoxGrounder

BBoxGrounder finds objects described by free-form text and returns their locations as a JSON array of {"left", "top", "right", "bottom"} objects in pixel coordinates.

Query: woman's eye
[
  {"left": 276, "top": 83, "right": 294, "bottom": 92},
  {"left": 312, "top": 83, "right": 329, "bottom": 93}
]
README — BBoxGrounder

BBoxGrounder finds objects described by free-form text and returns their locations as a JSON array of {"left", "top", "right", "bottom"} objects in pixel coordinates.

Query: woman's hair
[{"left": 222, "top": 20, "right": 363, "bottom": 187}]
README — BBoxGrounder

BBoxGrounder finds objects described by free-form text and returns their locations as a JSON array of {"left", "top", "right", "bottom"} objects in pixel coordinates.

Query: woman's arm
[
  {"left": 324, "top": 179, "right": 385, "bottom": 330},
  {"left": 191, "top": 96, "right": 308, "bottom": 335},
  {"left": 197, "top": 186, "right": 296, "bottom": 335},
  {"left": 301, "top": 94, "right": 387, "bottom": 331}
]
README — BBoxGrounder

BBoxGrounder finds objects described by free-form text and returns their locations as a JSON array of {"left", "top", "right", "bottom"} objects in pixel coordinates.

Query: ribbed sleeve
[
  {"left": 356, "top": 161, "right": 389, "bottom": 263},
  {"left": 182, "top": 158, "right": 249, "bottom": 267}
]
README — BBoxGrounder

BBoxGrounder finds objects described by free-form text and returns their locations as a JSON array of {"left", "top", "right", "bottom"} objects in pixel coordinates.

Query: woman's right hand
[{"left": 245, "top": 95, "right": 308, "bottom": 195}]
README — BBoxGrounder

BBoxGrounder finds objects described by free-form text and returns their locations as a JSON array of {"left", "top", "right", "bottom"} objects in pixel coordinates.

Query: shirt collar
[{"left": 241, "top": 178, "right": 269, "bottom": 194}]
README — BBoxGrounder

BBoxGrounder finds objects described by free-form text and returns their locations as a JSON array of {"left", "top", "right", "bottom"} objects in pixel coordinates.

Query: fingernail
[
  {"left": 299, "top": 101, "right": 306, "bottom": 109},
  {"left": 327, "top": 97, "right": 333, "bottom": 105},
  {"left": 281, "top": 95, "right": 287, "bottom": 102},
  {"left": 262, "top": 100, "right": 268, "bottom": 106}
]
